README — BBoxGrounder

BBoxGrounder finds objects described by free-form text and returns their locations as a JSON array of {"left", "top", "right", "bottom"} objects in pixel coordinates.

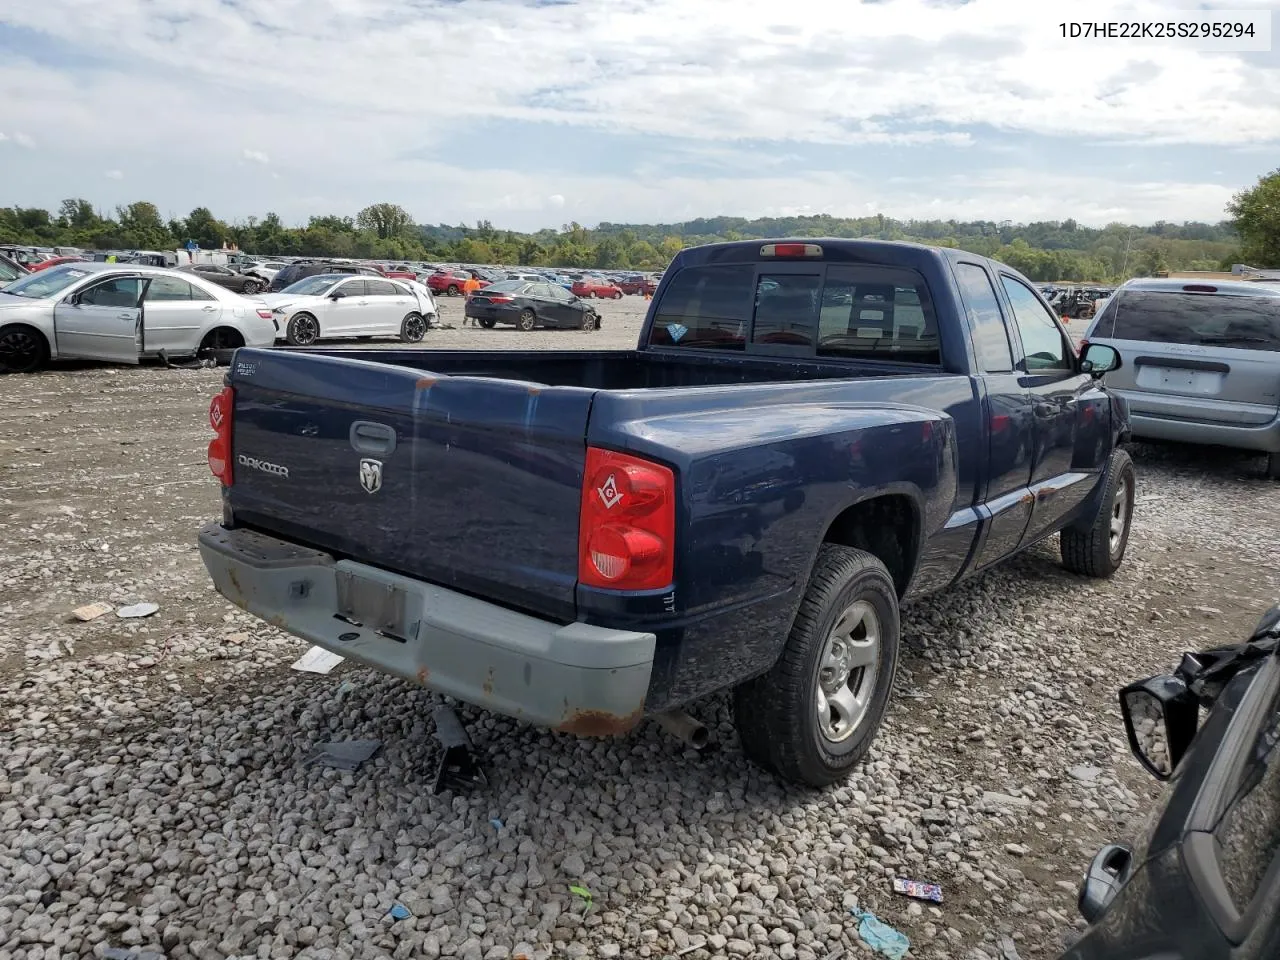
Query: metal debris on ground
[
  {"left": 893, "top": 876, "right": 944, "bottom": 903},
  {"left": 304, "top": 739, "right": 382, "bottom": 771},
  {"left": 291, "top": 645, "right": 345, "bottom": 674},
  {"left": 72, "top": 602, "right": 113, "bottom": 622},
  {"left": 431, "top": 704, "right": 487, "bottom": 794},
  {"left": 851, "top": 910, "right": 910, "bottom": 960},
  {"left": 116, "top": 602, "right": 160, "bottom": 619},
  {"left": 996, "top": 934, "right": 1023, "bottom": 960}
]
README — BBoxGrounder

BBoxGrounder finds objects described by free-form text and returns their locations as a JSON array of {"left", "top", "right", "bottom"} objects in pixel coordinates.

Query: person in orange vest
[{"left": 461, "top": 274, "right": 482, "bottom": 325}]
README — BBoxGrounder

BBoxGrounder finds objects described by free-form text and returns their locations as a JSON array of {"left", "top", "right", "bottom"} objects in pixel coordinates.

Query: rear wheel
[
  {"left": 400, "top": 312, "right": 427, "bottom": 343},
  {"left": 285, "top": 313, "right": 320, "bottom": 346},
  {"left": 478, "top": 318, "right": 497, "bottom": 329},
  {"left": 446, "top": 285, "right": 460, "bottom": 297},
  {"left": 611, "top": 291, "right": 622, "bottom": 300},
  {"left": 1060, "top": 448, "right": 1135, "bottom": 577},
  {"left": 242, "top": 279, "right": 261, "bottom": 295},
  {"left": 517, "top": 309, "right": 537, "bottom": 331},
  {"left": 0, "top": 324, "right": 50, "bottom": 374},
  {"left": 734, "top": 545, "right": 900, "bottom": 787}
]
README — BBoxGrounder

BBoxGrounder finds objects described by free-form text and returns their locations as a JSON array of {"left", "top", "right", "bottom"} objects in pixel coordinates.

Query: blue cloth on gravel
[{"left": 852, "top": 909, "right": 911, "bottom": 959}]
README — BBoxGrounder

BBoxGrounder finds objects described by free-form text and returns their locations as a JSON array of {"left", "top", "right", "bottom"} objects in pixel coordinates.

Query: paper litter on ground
[
  {"left": 72, "top": 602, "right": 113, "bottom": 622},
  {"left": 291, "top": 645, "right": 345, "bottom": 674}
]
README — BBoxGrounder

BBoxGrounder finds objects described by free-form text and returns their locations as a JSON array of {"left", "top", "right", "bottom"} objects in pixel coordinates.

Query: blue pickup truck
[{"left": 198, "top": 239, "right": 1133, "bottom": 787}]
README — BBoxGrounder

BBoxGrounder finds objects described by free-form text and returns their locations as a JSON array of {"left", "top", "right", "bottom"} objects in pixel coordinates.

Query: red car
[
  {"left": 571, "top": 277, "right": 623, "bottom": 299},
  {"left": 617, "top": 277, "right": 656, "bottom": 296},
  {"left": 428, "top": 270, "right": 490, "bottom": 296},
  {"left": 28, "top": 255, "right": 87, "bottom": 272},
  {"left": 380, "top": 264, "right": 418, "bottom": 281}
]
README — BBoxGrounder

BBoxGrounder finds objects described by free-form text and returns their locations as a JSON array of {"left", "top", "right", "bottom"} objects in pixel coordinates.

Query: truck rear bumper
[{"left": 197, "top": 523, "right": 656, "bottom": 735}]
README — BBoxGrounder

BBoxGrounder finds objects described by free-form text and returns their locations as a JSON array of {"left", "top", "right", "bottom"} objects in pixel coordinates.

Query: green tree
[
  {"left": 58, "top": 198, "right": 98, "bottom": 230},
  {"left": 116, "top": 202, "right": 172, "bottom": 249},
  {"left": 356, "top": 203, "right": 413, "bottom": 240},
  {"left": 183, "top": 206, "right": 229, "bottom": 249},
  {"left": 1227, "top": 168, "right": 1280, "bottom": 266}
]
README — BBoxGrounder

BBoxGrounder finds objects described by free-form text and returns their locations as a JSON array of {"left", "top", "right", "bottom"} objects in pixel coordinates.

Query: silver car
[
  {"left": 1085, "top": 278, "right": 1280, "bottom": 478},
  {"left": 0, "top": 262, "right": 277, "bottom": 374}
]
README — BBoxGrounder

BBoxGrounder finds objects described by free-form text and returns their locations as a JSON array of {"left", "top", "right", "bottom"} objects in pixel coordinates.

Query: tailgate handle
[{"left": 350, "top": 420, "right": 397, "bottom": 456}]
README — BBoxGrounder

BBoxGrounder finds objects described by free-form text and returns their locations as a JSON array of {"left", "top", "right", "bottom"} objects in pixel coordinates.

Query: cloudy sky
[{"left": 1, "top": 0, "right": 1277, "bottom": 231}]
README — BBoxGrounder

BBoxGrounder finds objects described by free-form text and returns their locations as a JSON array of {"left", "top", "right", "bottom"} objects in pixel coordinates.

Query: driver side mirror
[
  {"left": 1119, "top": 674, "right": 1200, "bottom": 780},
  {"left": 1080, "top": 343, "right": 1120, "bottom": 377},
  {"left": 329, "top": 290, "right": 345, "bottom": 300}
]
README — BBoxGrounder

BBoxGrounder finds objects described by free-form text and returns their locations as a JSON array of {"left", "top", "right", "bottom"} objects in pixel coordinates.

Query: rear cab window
[
  {"left": 1097, "top": 291, "right": 1280, "bottom": 352},
  {"left": 648, "top": 262, "right": 941, "bottom": 365}
]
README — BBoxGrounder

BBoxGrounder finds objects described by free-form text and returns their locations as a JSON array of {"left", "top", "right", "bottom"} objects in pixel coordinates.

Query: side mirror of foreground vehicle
[
  {"left": 1119, "top": 674, "right": 1199, "bottom": 780},
  {"left": 1080, "top": 343, "right": 1121, "bottom": 377}
]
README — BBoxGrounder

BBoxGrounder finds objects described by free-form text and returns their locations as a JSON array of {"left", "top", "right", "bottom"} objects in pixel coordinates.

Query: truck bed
[
  {"left": 223, "top": 346, "right": 965, "bottom": 628},
  {"left": 272, "top": 346, "right": 923, "bottom": 389}
]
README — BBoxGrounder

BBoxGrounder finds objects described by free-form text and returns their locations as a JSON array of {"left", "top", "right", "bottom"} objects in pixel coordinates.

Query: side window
[
  {"left": 365, "top": 279, "right": 397, "bottom": 296},
  {"left": 1001, "top": 276, "right": 1072, "bottom": 371},
  {"left": 753, "top": 274, "right": 821, "bottom": 347},
  {"left": 530, "top": 283, "right": 554, "bottom": 298},
  {"left": 647, "top": 264, "right": 755, "bottom": 350},
  {"left": 815, "top": 266, "right": 941, "bottom": 365},
  {"left": 79, "top": 276, "right": 144, "bottom": 308},
  {"left": 339, "top": 279, "right": 369, "bottom": 297},
  {"left": 145, "top": 277, "right": 196, "bottom": 302},
  {"left": 954, "top": 263, "right": 1014, "bottom": 373},
  {"left": 188, "top": 282, "right": 216, "bottom": 301}
]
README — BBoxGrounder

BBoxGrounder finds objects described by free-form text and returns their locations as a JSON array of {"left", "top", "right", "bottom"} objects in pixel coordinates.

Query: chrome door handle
[
  {"left": 117, "top": 313, "right": 135, "bottom": 320},
  {"left": 203, "top": 305, "right": 217, "bottom": 311}
]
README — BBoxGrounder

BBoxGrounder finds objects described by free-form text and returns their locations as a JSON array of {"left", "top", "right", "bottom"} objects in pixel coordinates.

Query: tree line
[{"left": 3, "top": 169, "right": 1277, "bottom": 281}]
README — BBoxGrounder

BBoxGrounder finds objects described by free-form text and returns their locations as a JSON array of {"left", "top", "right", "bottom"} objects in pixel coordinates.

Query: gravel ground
[{"left": 2, "top": 294, "right": 1279, "bottom": 960}]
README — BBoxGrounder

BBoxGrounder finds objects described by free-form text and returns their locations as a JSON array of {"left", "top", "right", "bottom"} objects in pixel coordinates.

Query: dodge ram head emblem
[{"left": 359, "top": 458, "right": 383, "bottom": 494}]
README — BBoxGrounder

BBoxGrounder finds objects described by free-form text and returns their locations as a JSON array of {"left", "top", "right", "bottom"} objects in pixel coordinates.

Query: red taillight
[
  {"left": 256, "top": 308, "right": 273, "bottom": 320},
  {"left": 207, "top": 386, "right": 234, "bottom": 486},
  {"left": 760, "top": 242, "right": 823, "bottom": 258},
  {"left": 578, "top": 448, "right": 675, "bottom": 591},
  {"left": 487, "top": 296, "right": 514, "bottom": 303}
]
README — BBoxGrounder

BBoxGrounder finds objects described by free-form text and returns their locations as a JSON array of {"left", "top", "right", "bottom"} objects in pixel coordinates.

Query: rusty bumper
[{"left": 197, "top": 523, "right": 656, "bottom": 735}]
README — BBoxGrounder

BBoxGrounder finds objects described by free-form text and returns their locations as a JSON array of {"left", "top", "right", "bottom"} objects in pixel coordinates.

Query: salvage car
[
  {"left": 196, "top": 238, "right": 1133, "bottom": 786},
  {"left": 183, "top": 262, "right": 269, "bottom": 296},
  {"left": 0, "top": 263, "right": 276, "bottom": 373},
  {"left": 1085, "top": 278, "right": 1280, "bottom": 478},
  {"left": 464, "top": 279, "right": 601, "bottom": 331},
  {"left": 1063, "top": 606, "right": 1280, "bottom": 960},
  {"left": 571, "top": 276, "right": 624, "bottom": 299},
  {"left": 258, "top": 273, "right": 436, "bottom": 345}
]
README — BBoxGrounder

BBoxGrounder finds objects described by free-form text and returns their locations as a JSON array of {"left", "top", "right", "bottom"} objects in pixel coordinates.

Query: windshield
[
  {"left": 2, "top": 264, "right": 92, "bottom": 299},
  {"left": 281, "top": 274, "right": 343, "bottom": 296},
  {"left": 1102, "top": 291, "right": 1280, "bottom": 351},
  {"left": 481, "top": 280, "right": 532, "bottom": 294}
]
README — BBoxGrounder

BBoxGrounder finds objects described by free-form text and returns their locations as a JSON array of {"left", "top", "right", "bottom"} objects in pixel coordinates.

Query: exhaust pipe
[{"left": 655, "top": 710, "right": 709, "bottom": 750}]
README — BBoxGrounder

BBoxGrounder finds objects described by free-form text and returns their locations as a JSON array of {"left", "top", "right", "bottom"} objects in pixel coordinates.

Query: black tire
[
  {"left": 0, "top": 324, "right": 50, "bottom": 374},
  {"left": 1061, "top": 447, "right": 1135, "bottom": 577},
  {"left": 1265, "top": 453, "right": 1280, "bottom": 481},
  {"left": 446, "top": 285, "right": 460, "bottom": 297},
  {"left": 477, "top": 318, "right": 497, "bottom": 329},
  {"left": 241, "top": 280, "right": 261, "bottom": 295},
  {"left": 285, "top": 313, "right": 320, "bottom": 346},
  {"left": 733, "top": 545, "right": 900, "bottom": 787},
  {"left": 400, "top": 312, "right": 427, "bottom": 343},
  {"left": 581, "top": 312, "right": 598, "bottom": 332},
  {"left": 611, "top": 291, "right": 622, "bottom": 300},
  {"left": 517, "top": 309, "right": 537, "bottom": 331}
]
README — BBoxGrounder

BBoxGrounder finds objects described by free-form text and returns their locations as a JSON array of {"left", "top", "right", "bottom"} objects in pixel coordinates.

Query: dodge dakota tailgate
[{"left": 221, "top": 349, "right": 594, "bottom": 621}]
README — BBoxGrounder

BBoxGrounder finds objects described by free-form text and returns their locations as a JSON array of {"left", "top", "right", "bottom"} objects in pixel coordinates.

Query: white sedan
[
  {"left": 259, "top": 273, "right": 438, "bottom": 346},
  {"left": 0, "top": 262, "right": 276, "bottom": 374}
]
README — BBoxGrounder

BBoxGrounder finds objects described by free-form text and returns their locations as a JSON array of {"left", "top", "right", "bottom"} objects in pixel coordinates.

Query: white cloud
[
  {"left": 104, "top": 169, "right": 123, "bottom": 180},
  {"left": 0, "top": 132, "right": 7, "bottom": 142},
  {"left": 13, "top": 131, "right": 35, "bottom": 149},
  {"left": 0, "top": 0, "right": 1275, "bottom": 227}
]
